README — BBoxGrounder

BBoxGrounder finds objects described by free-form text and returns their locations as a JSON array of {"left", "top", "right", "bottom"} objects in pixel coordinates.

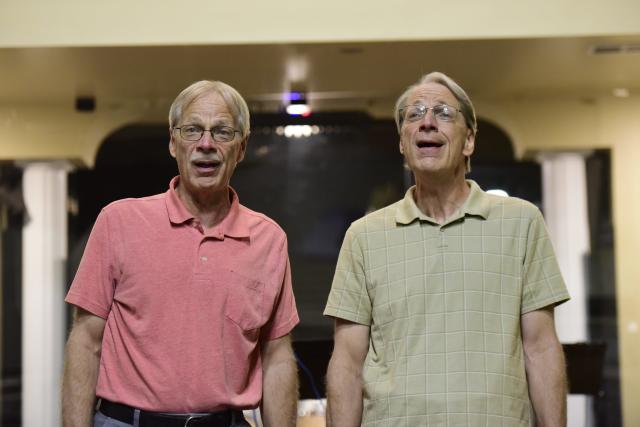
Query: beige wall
[
  {"left": 0, "top": 105, "right": 165, "bottom": 167},
  {"left": 610, "top": 123, "right": 640, "bottom": 427},
  {"left": 2, "top": 0, "right": 640, "bottom": 47},
  {"left": 498, "top": 96, "right": 640, "bottom": 426}
]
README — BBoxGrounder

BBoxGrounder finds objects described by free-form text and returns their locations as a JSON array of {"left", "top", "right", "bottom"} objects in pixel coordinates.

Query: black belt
[{"left": 98, "top": 398, "right": 245, "bottom": 427}]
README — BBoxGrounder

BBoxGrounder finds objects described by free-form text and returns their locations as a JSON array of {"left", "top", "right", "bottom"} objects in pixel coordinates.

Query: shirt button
[{"left": 200, "top": 256, "right": 208, "bottom": 262}]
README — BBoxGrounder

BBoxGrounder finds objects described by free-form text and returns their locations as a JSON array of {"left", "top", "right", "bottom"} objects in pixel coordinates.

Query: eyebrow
[
  {"left": 410, "top": 98, "right": 453, "bottom": 106},
  {"left": 181, "top": 117, "right": 234, "bottom": 127}
]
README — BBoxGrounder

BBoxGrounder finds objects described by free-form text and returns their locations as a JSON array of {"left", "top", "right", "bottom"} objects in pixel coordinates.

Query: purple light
[{"left": 287, "top": 92, "right": 305, "bottom": 102}]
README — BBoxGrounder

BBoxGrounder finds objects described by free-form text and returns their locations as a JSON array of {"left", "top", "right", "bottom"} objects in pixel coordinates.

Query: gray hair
[
  {"left": 394, "top": 71, "right": 477, "bottom": 172},
  {"left": 169, "top": 80, "right": 250, "bottom": 138}
]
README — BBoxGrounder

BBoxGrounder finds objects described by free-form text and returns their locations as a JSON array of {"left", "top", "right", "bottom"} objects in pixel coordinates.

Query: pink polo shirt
[{"left": 65, "top": 177, "right": 299, "bottom": 412}]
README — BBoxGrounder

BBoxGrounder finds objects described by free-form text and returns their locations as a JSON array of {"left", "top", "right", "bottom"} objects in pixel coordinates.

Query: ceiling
[{"left": 1, "top": 34, "right": 640, "bottom": 116}]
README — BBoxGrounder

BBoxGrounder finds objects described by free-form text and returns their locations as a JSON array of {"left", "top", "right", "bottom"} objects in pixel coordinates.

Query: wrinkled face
[
  {"left": 169, "top": 92, "right": 246, "bottom": 199},
  {"left": 399, "top": 82, "right": 474, "bottom": 178}
]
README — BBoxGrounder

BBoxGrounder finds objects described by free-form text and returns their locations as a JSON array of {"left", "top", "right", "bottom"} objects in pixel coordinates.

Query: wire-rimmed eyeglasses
[
  {"left": 399, "top": 104, "right": 461, "bottom": 124},
  {"left": 174, "top": 124, "right": 240, "bottom": 143}
]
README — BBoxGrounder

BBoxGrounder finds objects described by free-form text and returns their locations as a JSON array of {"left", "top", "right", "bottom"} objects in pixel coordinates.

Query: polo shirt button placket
[{"left": 438, "top": 226, "right": 448, "bottom": 250}]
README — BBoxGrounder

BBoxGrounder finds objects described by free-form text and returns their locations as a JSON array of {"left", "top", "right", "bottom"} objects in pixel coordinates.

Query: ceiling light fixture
[
  {"left": 284, "top": 125, "right": 312, "bottom": 138},
  {"left": 612, "top": 88, "right": 630, "bottom": 98},
  {"left": 285, "top": 91, "right": 311, "bottom": 116}
]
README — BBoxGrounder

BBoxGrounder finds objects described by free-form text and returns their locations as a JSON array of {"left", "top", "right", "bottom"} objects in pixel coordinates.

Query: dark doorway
[
  {"left": 585, "top": 150, "right": 621, "bottom": 426},
  {"left": 1, "top": 163, "right": 24, "bottom": 427}
]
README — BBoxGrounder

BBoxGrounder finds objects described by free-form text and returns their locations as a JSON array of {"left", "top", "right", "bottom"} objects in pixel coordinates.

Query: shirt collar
[
  {"left": 221, "top": 188, "right": 250, "bottom": 239},
  {"left": 462, "top": 179, "right": 492, "bottom": 219},
  {"left": 166, "top": 176, "right": 193, "bottom": 224},
  {"left": 165, "top": 176, "right": 250, "bottom": 239},
  {"left": 395, "top": 179, "right": 491, "bottom": 225}
]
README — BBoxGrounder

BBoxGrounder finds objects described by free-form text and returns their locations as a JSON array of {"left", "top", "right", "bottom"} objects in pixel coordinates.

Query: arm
[
  {"left": 62, "top": 307, "right": 106, "bottom": 427},
  {"left": 260, "top": 334, "right": 299, "bottom": 427},
  {"left": 521, "top": 306, "right": 567, "bottom": 427},
  {"left": 326, "top": 318, "right": 370, "bottom": 427}
]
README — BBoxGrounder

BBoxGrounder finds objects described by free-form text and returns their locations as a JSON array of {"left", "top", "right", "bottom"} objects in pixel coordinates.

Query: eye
[
  {"left": 214, "top": 126, "right": 235, "bottom": 141},
  {"left": 434, "top": 105, "right": 456, "bottom": 121},
  {"left": 183, "top": 125, "right": 202, "bottom": 134},
  {"left": 405, "top": 106, "right": 425, "bottom": 121}
]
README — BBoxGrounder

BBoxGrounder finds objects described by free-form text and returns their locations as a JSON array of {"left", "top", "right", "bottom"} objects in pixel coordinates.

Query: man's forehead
[
  {"left": 182, "top": 92, "right": 233, "bottom": 121},
  {"left": 407, "top": 82, "right": 457, "bottom": 105}
]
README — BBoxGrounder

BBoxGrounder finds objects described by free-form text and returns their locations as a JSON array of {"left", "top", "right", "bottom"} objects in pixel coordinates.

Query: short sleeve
[
  {"left": 324, "top": 226, "right": 372, "bottom": 325},
  {"left": 65, "top": 209, "right": 118, "bottom": 319},
  {"left": 261, "top": 237, "right": 299, "bottom": 340},
  {"left": 521, "top": 208, "right": 570, "bottom": 314}
]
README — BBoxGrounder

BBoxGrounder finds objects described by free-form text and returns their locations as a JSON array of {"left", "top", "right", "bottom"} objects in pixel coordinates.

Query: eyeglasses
[
  {"left": 174, "top": 125, "right": 240, "bottom": 143},
  {"left": 399, "top": 104, "right": 461, "bottom": 124}
]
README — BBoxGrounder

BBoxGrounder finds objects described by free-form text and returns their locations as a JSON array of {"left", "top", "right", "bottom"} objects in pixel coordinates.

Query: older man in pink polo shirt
[{"left": 62, "top": 81, "right": 299, "bottom": 427}]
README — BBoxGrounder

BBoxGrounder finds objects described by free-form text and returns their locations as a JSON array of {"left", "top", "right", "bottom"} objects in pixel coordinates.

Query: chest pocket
[{"left": 223, "top": 269, "right": 266, "bottom": 331}]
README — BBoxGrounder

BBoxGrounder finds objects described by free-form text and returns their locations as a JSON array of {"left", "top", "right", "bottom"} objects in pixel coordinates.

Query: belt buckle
[{"left": 184, "top": 415, "right": 207, "bottom": 427}]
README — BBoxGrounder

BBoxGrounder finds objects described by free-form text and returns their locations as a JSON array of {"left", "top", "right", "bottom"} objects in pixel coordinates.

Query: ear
[
  {"left": 462, "top": 129, "right": 475, "bottom": 157},
  {"left": 399, "top": 138, "right": 405, "bottom": 156},
  {"left": 169, "top": 128, "right": 177, "bottom": 158},
  {"left": 236, "top": 135, "right": 248, "bottom": 163}
]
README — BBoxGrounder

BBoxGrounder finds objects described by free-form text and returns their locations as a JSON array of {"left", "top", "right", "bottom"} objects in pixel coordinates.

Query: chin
[
  {"left": 183, "top": 175, "right": 219, "bottom": 190},
  {"left": 197, "top": 179, "right": 225, "bottom": 191}
]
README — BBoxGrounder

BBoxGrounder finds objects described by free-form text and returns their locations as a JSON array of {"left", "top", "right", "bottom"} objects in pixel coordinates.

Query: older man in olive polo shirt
[{"left": 325, "top": 72, "right": 569, "bottom": 427}]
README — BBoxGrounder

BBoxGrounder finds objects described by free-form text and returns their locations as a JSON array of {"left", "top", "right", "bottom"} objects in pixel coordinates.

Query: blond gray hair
[{"left": 169, "top": 80, "right": 250, "bottom": 138}]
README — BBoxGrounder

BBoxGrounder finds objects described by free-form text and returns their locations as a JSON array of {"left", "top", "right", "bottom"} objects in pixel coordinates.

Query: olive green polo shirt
[{"left": 324, "top": 180, "right": 569, "bottom": 427}]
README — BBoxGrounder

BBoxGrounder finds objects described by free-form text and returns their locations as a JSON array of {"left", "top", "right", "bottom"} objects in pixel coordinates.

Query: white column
[
  {"left": 538, "top": 152, "right": 591, "bottom": 427},
  {"left": 21, "top": 161, "right": 71, "bottom": 427}
]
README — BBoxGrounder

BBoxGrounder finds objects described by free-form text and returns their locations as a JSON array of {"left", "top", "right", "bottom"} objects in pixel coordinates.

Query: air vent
[{"left": 590, "top": 43, "right": 640, "bottom": 55}]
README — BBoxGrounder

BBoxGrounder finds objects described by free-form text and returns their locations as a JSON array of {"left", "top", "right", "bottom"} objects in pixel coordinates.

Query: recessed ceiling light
[{"left": 613, "top": 88, "right": 630, "bottom": 98}]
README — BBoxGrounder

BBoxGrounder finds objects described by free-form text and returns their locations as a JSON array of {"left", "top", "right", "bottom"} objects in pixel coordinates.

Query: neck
[
  {"left": 176, "top": 183, "right": 231, "bottom": 229},
  {"left": 413, "top": 171, "right": 470, "bottom": 225}
]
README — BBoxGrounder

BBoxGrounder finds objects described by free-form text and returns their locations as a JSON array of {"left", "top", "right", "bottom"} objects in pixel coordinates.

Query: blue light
[{"left": 288, "top": 92, "right": 305, "bottom": 102}]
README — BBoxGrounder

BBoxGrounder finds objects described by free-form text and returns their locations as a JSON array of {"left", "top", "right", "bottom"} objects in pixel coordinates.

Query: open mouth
[
  {"left": 417, "top": 141, "right": 444, "bottom": 148},
  {"left": 192, "top": 159, "right": 221, "bottom": 173}
]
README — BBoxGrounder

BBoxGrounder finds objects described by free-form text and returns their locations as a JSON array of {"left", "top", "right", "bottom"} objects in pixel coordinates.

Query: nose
[
  {"left": 419, "top": 108, "right": 438, "bottom": 131},
  {"left": 196, "top": 130, "right": 216, "bottom": 150}
]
